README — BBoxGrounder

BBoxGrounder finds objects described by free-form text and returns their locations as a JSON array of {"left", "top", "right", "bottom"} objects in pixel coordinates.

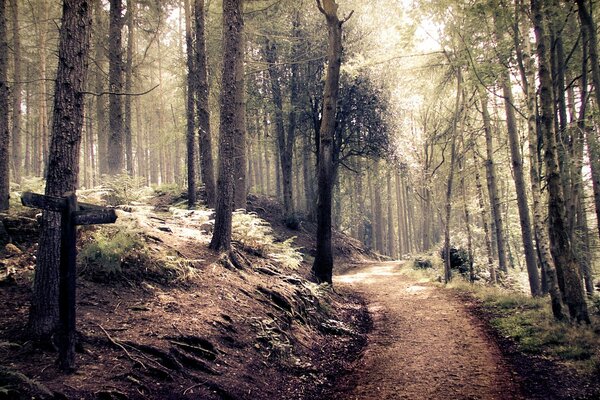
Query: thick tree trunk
[
  {"left": 185, "top": 0, "right": 196, "bottom": 207},
  {"left": 311, "top": 0, "right": 347, "bottom": 283},
  {"left": 532, "top": 0, "right": 589, "bottom": 323},
  {"left": 28, "top": 0, "right": 92, "bottom": 339},
  {"left": 194, "top": 0, "right": 215, "bottom": 207},
  {"left": 479, "top": 89, "right": 508, "bottom": 273},
  {"left": 0, "top": 0, "right": 9, "bottom": 210},
  {"left": 209, "top": 0, "right": 243, "bottom": 251},
  {"left": 107, "top": 0, "right": 124, "bottom": 174},
  {"left": 9, "top": 0, "right": 21, "bottom": 184}
]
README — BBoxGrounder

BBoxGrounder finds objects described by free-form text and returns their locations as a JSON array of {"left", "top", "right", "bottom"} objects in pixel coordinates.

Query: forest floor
[
  {"left": 0, "top": 193, "right": 373, "bottom": 400},
  {"left": 331, "top": 261, "right": 600, "bottom": 400}
]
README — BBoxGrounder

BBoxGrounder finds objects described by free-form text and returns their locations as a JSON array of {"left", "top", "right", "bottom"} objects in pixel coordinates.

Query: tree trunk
[
  {"left": 479, "top": 88, "right": 508, "bottom": 273},
  {"left": 194, "top": 0, "right": 216, "bottom": 208},
  {"left": 38, "top": 1, "right": 49, "bottom": 176},
  {"left": 123, "top": 0, "right": 135, "bottom": 176},
  {"left": 185, "top": 0, "right": 196, "bottom": 207},
  {"left": 9, "top": 0, "right": 21, "bottom": 184},
  {"left": 93, "top": 0, "right": 107, "bottom": 177},
  {"left": 0, "top": 0, "right": 9, "bottom": 210},
  {"left": 373, "top": 167, "right": 384, "bottom": 253},
  {"left": 533, "top": 0, "right": 589, "bottom": 323},
  {"left": 28, "top": 0, "right": 92, "bottom": 338},
  {"left": 264, "top": 39, "right": 294, "bottom": 221},
  {"left": 443, "top": 68, "right": 462, "bottom": 284},
  {"left": 460, "top": 158, "right": 474, "bottom": 282},
  {"left": 311, "top": 0, "right": 347, "bottom": 283},
  {"left": 209, "top": 0, "right": 243, "bottom": 251},
  {"left": 474, "top": 153, "right": 496, "bottom": 284},
  {"left": 233, "top": 14, "right": 246, "bottom": 209},
  {"left": 386, "top": 170, "right": 395, "bottom": 258},
  {"left": 494, "top": 14, "right": 540, "bottom": 294},
  {"left": 107, "top": 0, "right": 124, "bottom": 174}
]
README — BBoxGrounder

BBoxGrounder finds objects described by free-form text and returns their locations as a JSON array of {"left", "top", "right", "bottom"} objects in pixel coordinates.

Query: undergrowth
[
  {"left": 449, "top": 280, "right": 600, "bottom": 373},
  {"left": 232, "top": 211, "right": 303, "bottom": 270},
  {"left": 79, "top": 226, "right": 198, "bottom": 284}
]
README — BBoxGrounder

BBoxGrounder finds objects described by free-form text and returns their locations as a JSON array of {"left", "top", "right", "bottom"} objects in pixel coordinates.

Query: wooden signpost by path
[{"left": 22, "top": 192, "right": 117, "bottom": 371}]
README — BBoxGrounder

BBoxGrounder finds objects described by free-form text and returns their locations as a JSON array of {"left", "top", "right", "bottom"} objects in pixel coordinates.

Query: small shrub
[
  {"left": 99, "top": 174, "right": 148, "bottom": 206},
  {"left": 413, "top": 258, "right": 432, "bottom": 269},
  {"left": 232, "top": 211, "right": 302, "bottom": 270},
  {"left": 79, "top": 229, "right": 141, "bottom": 281}
]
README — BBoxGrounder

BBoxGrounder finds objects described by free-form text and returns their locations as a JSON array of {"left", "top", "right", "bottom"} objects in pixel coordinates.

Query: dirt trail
[{"left": 333, "top": 262, "right": 524, "bottom": 400}]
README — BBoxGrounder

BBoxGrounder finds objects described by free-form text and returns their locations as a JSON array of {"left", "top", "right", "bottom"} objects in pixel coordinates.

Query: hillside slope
[{"left": 0, "top": 193, "right": 372, "bottom": 399}]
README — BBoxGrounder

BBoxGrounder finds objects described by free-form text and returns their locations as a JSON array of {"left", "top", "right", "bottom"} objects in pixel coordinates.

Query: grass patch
[{"left": 449, "top": 282, "right": 600, "bottom": 372}]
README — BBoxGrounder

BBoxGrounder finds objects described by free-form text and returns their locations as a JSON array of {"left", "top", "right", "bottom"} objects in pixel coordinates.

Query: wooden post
[
  {"left": 59, "top": 192, "right": 77, "bottom": 371},
  {"left": 22, "top": 191, "right": 117, "bottom": 371}
]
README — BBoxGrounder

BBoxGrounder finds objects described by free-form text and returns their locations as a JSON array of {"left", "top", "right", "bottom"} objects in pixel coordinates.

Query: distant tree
[
  {"left": 185, "top": 0, "right": 196, "bottom": 207},
  {"left": 10, "top": 0, "right": 22, "bottom": 184},
  {"left": 107, "top": 0, "right": 124, "bottom": 174},
  {"left": 28, "top": 0, "right": 92, "bottom": 338},
  {"left": 311, "top": 0, "right": 351, "bottom": 284},
  {"left": 194, "top": 0, "right": 216, "bottom": 207},
  {"left": 210, "top": 0, "right": 243, "bottom": 251},
  {"left": 0, "top": 0, "right": 8, "bottom": 211}
]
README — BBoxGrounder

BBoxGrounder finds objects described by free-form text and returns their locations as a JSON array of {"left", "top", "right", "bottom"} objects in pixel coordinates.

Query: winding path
[{"left": 333, "top": 262, "right": 524, "bottom": 400}]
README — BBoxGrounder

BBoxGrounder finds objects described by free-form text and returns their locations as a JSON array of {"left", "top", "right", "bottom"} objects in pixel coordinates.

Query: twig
[
  {"left": 81, "top": 84, "right": 159, "bottom": 98},
  {"left": 97, "top": 324, "right": 147, "bottom": 370},
  {"left": 183, "top": 381, "right": 208, "bottom": 395}
]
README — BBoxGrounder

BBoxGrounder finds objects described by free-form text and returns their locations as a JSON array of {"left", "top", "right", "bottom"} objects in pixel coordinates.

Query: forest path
[{"left": 332, "top": 261, "right": 525, "bottom": 400}]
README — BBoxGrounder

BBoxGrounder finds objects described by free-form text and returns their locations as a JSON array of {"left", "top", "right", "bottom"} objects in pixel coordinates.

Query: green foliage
[
  {"left": 79, "top": 227, "right": 199, "bottom": 284},
  {"left": 232, "top": 211, "right": 303, "bottom": 270},
  {"left": 98, "top": 174, "right": 150, "bottom": 206},
  {"left": 79, "top": 229, "right": 141, "bottom": 281}
]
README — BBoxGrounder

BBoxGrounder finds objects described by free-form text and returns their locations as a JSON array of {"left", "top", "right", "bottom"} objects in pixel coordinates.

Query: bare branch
[
  {"left": 82, "top": 84, "right": 160, "bottom": 97},
  {"left": 342, "top": 10, "right": 354, "bottom": 25}
]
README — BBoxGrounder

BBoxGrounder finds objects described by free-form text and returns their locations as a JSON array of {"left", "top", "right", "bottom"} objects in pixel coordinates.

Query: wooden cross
[{"left": 21, "top": 191, "right": 117, "bottom": 371}]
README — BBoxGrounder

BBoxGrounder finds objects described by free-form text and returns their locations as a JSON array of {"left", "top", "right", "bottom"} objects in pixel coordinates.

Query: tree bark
[
  {"left": 107, "top": 0, "right": 124, "bottom": 174},
  {"left": 311, "top": 0, "right": 348, "bottom": 283},
  {"left": 194, "top": 0, "right": 216, "bottom": 207},
  {"left": 209, "top": 0, "right": 243, "bottom": 251},
  {"left": 28, "top": 0, "right": 92, "bottom": 338},
  {"left": 0, "top": 0, "right": 9, "bottom": 210},
  {"left": 532, "top": 0, "right": 589, "bottom": 323}
]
